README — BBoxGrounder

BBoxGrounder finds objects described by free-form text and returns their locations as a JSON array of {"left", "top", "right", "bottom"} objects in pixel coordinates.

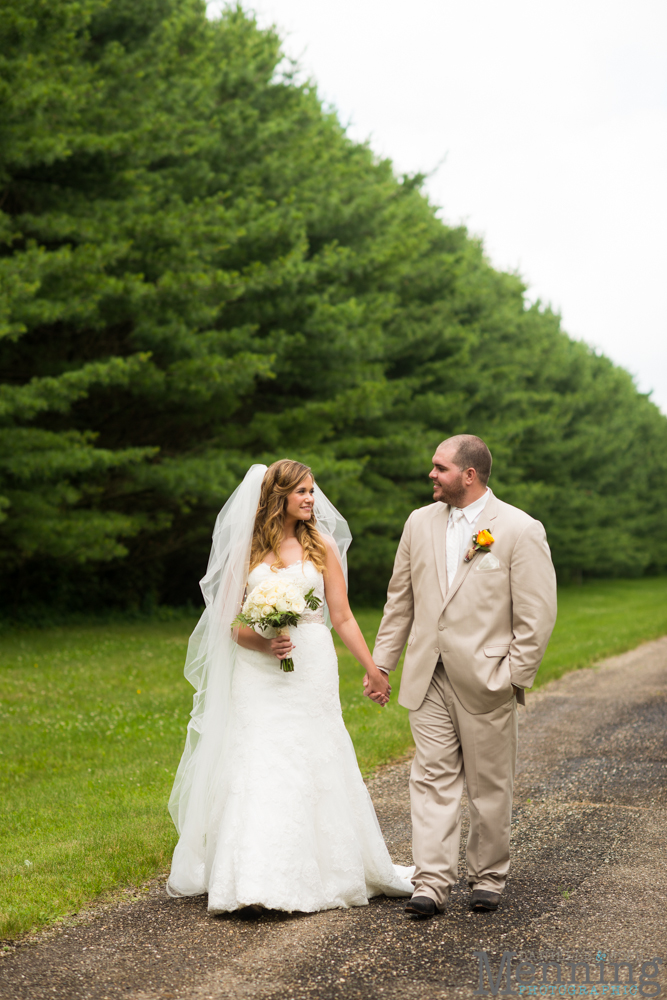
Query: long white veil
[{"left": 167, "top": 464, "right": 352, "bottom": 895}]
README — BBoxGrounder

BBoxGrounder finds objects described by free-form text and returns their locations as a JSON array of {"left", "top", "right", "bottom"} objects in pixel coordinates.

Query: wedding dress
[{"left": 169, "top": 557, "right": 414, "bottom": 912}]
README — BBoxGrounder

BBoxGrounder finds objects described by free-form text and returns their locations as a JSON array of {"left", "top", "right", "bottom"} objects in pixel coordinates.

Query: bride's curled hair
[{"left": 250, "top": 460, "right": 328, "bottom": 574}]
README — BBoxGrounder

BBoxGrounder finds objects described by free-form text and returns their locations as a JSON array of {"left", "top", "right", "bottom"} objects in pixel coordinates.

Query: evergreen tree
[{"left": 1, "top": 0, "right": 665, "bottom": 614}]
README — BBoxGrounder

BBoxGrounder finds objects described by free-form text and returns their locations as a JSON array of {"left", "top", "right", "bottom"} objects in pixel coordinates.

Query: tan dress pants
[{"left": 408, "top": 661, "right": 518, "bottom": 909}]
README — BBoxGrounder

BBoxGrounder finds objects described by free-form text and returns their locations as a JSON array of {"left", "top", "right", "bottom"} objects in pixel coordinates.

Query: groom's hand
[{"left": 363, "top": 669, "right": 391, "bottom": 707}]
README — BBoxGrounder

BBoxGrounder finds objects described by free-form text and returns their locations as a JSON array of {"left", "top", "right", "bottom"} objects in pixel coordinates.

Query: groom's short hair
[{"left": 441, "top": 434, "right": 493, "bottom": 486}]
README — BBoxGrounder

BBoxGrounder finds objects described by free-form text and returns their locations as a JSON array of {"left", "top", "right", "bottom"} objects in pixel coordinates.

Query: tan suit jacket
[{"left": 373, "top": 491, "right": 557, "bottom": 715}]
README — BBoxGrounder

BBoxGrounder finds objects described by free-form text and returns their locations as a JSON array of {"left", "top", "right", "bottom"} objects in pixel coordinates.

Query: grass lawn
[{"left": 1, "top": 575, "right": 666, "bottom": 938}]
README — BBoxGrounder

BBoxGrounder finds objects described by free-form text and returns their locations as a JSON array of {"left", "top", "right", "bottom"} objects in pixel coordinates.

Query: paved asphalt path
[{"left": 2, "top": 637, "right": 667, "bottom": 1000}]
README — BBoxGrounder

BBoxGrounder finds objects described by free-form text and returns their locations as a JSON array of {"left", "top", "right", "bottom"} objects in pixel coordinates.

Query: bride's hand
[
  {"left": 270, "top": 634, "right": 294, "bottom": 660},
  {"left": 363, "top": 668, "right": 391, "bottom": 707}
]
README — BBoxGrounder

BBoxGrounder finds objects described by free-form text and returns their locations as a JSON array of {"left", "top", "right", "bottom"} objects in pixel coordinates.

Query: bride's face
[{"left": 285, "top": 476, "right": 315, "bottom": 522}]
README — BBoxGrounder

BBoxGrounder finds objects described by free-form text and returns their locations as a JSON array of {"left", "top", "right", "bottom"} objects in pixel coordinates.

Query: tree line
[{"left": 1, "top": 0, "right": 666, "bottom": 615}]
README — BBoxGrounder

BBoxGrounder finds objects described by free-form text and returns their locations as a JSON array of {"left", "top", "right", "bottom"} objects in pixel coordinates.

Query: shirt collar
[{"left": 450, "top": 488, "right": 490, "bottom": 524}]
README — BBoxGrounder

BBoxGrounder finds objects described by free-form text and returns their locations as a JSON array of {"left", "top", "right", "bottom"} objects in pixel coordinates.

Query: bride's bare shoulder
[
  {"left": 319, "top": 532, "right": 343, "bottom": 576},
  {"left": 319, "top": 531, "right": 337, "bottom": 552}
]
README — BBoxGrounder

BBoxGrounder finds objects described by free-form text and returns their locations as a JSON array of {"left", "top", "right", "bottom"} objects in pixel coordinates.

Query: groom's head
[{"left": 430, "top": 435, "right": 492, "bottom": 507}]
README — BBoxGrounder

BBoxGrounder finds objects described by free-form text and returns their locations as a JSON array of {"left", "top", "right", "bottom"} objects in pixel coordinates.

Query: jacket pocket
[
  {"left": 484, "top": 644, "right": 510, "bottom": 657},
  {"left": 475, "top": 552, "right": 501, "bottom": 572}
]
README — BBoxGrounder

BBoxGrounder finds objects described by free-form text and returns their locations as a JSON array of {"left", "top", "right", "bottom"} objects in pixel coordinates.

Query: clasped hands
[
  {"left": 362, "top": 669, "right": 391, "bottom": 707},
  {"left": 269, "top": 635, "right": 391, "bottom": 707}
]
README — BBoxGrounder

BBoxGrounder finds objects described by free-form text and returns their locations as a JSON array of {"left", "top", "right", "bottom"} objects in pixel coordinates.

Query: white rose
[
  {"left": 292, "top": 597, "right": 306, "bottom": 614},
  {"left": 275, "top": 599, "right": 289, "bottom": 613},
  {"left": 261, "top": 604, "right": 273, "bottom": 616}
]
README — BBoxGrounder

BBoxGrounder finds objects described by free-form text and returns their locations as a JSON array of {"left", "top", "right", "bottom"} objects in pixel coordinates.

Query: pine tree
[{"left": 1, "top": 0, "right": 665, "bottom": 614}]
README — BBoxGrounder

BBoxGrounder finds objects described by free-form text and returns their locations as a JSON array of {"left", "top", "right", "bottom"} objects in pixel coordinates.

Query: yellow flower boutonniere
[{"left": 464, "top": 528, "right": 495, "bottom": 563}]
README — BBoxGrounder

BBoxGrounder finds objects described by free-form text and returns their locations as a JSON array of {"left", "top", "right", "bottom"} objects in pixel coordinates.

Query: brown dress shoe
[
  {"left": 470, "top": 889, "right": 501, "bottom": 912},
  {"left": 404, "top": 895, "right": 438, "bottom": 918}
]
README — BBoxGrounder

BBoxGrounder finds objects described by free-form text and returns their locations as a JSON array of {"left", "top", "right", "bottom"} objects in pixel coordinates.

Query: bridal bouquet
[{"left": 232, "top": 576, "right": 322, "bottom": 672}]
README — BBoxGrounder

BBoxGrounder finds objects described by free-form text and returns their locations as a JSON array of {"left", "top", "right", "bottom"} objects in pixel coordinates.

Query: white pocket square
[{"left": 475, "top": 552, "right": 500, "bottom": 571}]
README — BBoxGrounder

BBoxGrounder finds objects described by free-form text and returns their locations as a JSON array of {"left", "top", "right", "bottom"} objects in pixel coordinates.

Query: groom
[{"left": 372, "top": 435, "right": 557, "bottom": 916}]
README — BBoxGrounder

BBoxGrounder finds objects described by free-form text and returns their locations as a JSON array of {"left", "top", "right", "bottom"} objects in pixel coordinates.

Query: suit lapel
[
  {"left": 440, "top": 547, "right": 475, "bottom": 612},
  {"left": 431, "top": 503, "right": 450, "bottom": 601},
  {"left": 440, "top": 491, "right": 500, "bottom": 613},
  {"left": 482, "top": 491, "right": 500, "bottom": 530}
]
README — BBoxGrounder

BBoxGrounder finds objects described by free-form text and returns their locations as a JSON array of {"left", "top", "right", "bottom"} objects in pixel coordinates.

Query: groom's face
[{"left": 430, "top": 445, "right": 466, "bottom": 506}]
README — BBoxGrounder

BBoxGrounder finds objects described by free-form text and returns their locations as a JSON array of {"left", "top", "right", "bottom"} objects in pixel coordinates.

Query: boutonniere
[{"left": 464, "top": 528, "right": 495, "bottom": 563}]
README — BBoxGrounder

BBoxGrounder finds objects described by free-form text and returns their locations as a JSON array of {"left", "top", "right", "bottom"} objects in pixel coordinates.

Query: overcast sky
[{"left": 209, "top": 1, "right": 667, "bottom": 413}]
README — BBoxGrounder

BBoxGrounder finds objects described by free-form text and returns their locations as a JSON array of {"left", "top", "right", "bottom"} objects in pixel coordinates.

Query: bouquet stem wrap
[{"left": 276, "top": 627, "right": 294, "bottom": 672}]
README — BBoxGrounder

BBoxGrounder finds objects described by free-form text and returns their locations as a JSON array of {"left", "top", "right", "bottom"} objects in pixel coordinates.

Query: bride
[{"left": 167, "top": 459, "right": 414, "bottom": 914}]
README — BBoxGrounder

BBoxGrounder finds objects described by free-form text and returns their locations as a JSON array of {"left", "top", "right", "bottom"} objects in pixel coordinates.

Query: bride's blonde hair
[{"left": 249, "top": 460, "right": 328, "bottom": 574}]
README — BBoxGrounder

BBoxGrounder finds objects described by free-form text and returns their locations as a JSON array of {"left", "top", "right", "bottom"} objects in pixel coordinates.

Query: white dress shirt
[{"left": 446, "top": 489, "right": 490, "bottom": 588}]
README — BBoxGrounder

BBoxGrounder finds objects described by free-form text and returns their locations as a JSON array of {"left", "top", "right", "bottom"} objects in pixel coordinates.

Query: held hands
[{"left": 363, "top": 668, "right": 391, "bottom": 707}]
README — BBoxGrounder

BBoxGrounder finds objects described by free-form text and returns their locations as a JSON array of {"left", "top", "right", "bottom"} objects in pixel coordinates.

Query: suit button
[
  {"left": 438, "top": 624, "right": 445, "bottom": 631},
  {"left": 434, "top": 648, "right": 439, "bottom": 654}
]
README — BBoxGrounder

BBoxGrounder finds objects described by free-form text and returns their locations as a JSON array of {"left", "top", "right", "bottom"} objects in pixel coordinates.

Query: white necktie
[{"left": 446, "top": 508, "right": 465, "bottom": 588}]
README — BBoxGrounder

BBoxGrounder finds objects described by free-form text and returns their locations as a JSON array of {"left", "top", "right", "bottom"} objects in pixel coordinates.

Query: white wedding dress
[{"left": 172, "top": 559, "right": 414, "bottom": 913}]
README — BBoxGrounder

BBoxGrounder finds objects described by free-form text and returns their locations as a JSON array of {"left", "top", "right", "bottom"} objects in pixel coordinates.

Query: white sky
[{"left": 209, "top": 1, "right": 667, "bottom": 413}]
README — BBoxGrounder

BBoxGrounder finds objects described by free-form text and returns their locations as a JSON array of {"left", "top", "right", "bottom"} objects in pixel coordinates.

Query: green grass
[
  {"left": 536, "top": 577, "right": 667, "bottom": 685},
  {"left": 0, "top": 621, "right": 194, "bottom": 940},
  {"left": 1, "top": 575, "right": 666, "bottom": 939}
]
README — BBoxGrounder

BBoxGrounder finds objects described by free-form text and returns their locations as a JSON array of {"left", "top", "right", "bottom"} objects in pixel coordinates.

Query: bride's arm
[
  {"left": 322, "top": 538, "right": 391, "bottom": 706},
  {"left": 234, "top": 626, "right": 293, "bottom": 661}
]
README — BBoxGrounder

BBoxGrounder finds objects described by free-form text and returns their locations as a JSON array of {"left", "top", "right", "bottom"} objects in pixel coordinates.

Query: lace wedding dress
[{"left": 168, "top": 558, "right": 414, "bottom": 913}]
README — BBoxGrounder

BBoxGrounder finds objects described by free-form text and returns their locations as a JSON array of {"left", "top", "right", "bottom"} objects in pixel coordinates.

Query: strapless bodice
[{"left": 247, "top": 560, "right": 326, "bottom": 625}]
